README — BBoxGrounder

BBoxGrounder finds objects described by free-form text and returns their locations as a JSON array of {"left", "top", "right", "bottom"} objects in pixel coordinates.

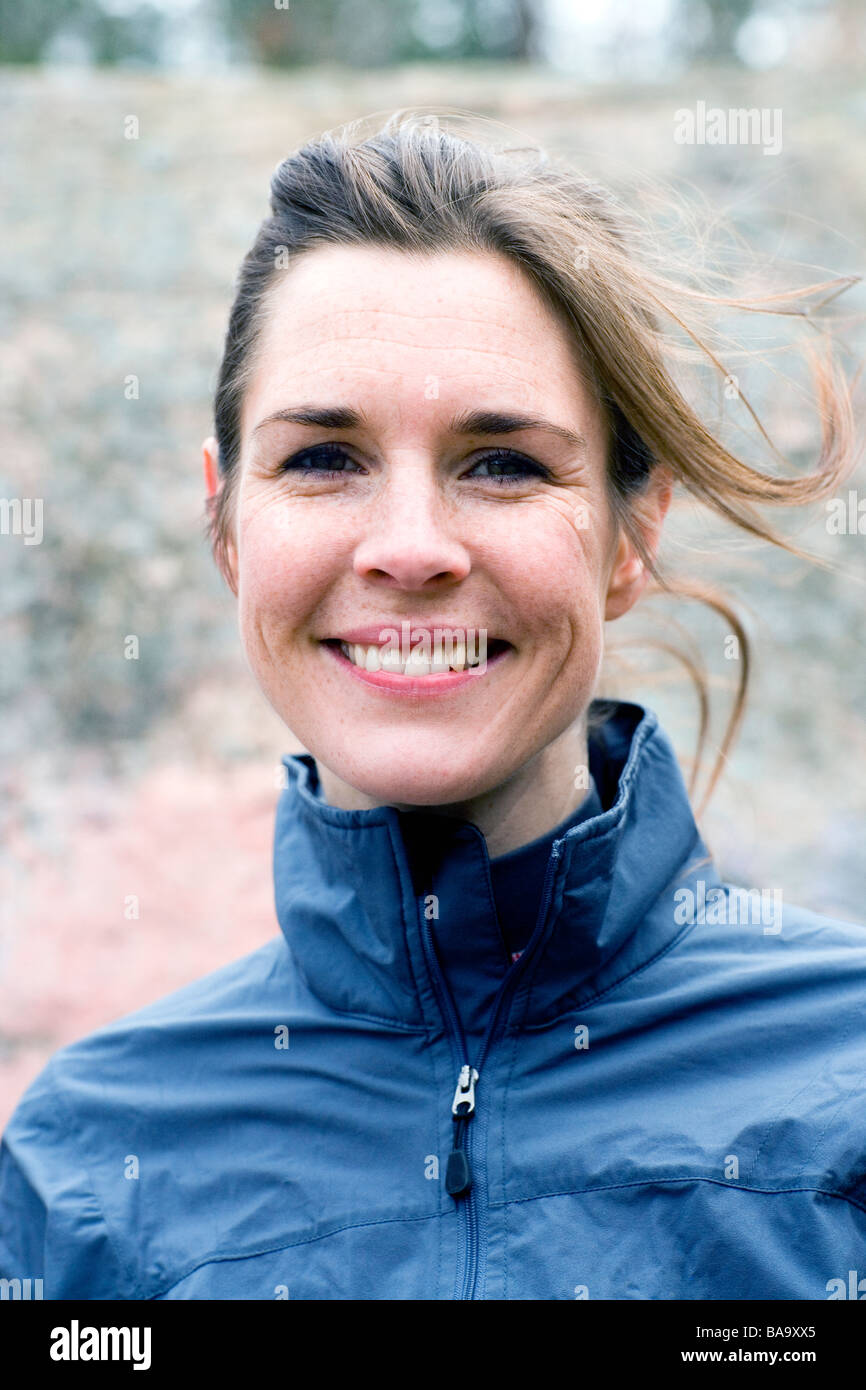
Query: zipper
[
  {"left": 445, "top": 1064, "right": 478, "bottom": 1198},
  {"left": 417, "top": 840, "right": 562, "bottom": 1300},
  {"left": 418, "top": 907, "right": 480, "bottom": 1299}
]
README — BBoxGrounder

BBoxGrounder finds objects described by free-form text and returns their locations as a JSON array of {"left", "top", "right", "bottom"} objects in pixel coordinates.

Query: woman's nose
[{"left": 351, "top": 464, "right": 472, "bottom": 591}]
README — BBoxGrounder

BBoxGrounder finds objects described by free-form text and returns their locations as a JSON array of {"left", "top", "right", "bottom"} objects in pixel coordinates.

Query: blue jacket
[{"left": 2, "top": 701, "right": 865, "bottom": 1300}]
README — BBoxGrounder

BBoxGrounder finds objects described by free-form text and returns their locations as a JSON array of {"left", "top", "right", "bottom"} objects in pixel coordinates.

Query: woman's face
[{"left": 204, "top": 245, "right": 666, "bottom": 808}]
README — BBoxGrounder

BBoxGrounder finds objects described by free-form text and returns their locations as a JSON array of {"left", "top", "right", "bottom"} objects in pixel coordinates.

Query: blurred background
[{"left": 1, "top": 0, "right": 865, "bottom": 1127}]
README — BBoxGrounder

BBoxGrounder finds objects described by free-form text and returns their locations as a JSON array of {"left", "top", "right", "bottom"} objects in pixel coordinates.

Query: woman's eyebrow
[
  {"left": 450, "top": 408, "right": 588, "bottom": 452},
  {"left": 252, "top": 404, "right": 587, "bottom": 452},
  {"left": 252, "top": 405, "right": 364, "bottom": 435}
]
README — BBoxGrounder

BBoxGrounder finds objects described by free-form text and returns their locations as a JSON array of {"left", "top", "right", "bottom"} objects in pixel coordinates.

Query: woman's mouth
[{"left": 320, "top": 633, "right": 512, "bottom": 694}]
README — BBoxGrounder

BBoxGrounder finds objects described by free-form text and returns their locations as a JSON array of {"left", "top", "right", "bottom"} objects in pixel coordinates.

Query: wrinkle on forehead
[{"left": 240, "top": 244, "right": 602, "bottom": 442}]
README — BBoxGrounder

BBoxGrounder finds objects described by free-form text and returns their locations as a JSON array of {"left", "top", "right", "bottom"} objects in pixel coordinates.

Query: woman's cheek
[
  {"left": 488, "top": 491, "right": 607, "bottom": 571},
  {"left": 484, "top": 502, "right": 606, "bottom": 633},
  {"left": 239, "top": 503, "right": 341, "bottom": 618}
]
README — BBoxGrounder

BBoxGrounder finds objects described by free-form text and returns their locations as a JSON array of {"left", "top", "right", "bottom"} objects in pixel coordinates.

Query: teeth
[
  {"left": 379, "top": 646, "right": 404, "bottom": 674},
  {"left": 404, "top": 651, "right": 432, "bottom": 677},
  {"left": 338, "top": 640, "right": 483, "bottom": 675}
]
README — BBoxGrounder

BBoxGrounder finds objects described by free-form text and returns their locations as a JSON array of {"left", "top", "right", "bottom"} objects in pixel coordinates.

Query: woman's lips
[{"left": 321, "top": 638, "right": 511, "bottom": 695}]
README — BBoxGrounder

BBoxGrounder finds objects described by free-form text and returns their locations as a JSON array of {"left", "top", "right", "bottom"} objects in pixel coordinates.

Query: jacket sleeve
[{"left": 0, "top": 1058, "right": 136, "bottom": 1299}]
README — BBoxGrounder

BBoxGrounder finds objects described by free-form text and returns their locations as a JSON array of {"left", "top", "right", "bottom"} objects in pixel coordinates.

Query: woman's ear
[
  {"left": 604, "top": 468, "right": 673, "bottom": 621},
  {"left": 202, "top": 436, "right": 239, "bottom": 595}
]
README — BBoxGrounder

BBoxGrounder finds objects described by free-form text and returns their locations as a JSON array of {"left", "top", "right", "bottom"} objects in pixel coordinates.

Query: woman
[{"left": 2, "top": 110, "right": 864, "bottom": 1301}]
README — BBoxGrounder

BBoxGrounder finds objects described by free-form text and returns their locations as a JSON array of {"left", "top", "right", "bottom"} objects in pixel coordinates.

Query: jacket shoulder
[
  {"left": 70, "top": 933, "right": 293, "bottom": 1041},
  {"left": 0, "top": 935, "right": 295, "bottom": 1298},
  {"left": 727, "top": 890, "right": 866, "bottom": 963},
  {"left": 0, "top": 1051, "right": 137, "bottom": 1297},
  {"left": 9, "top": 933, "right": 300, "bottom": 1144}
]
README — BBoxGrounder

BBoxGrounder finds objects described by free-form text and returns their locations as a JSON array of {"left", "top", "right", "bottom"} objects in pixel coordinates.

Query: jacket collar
[{"left": 272, "top": 701, "right": 713, "bottom": 1036}]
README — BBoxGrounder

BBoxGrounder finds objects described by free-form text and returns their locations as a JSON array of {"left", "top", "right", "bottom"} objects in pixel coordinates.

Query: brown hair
[{"left": 207, "top": 108, "right": 859, "bottom": 811}]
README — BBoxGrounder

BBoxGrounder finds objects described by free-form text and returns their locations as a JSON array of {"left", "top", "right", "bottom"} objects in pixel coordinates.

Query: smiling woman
[
  {"left": 1, "top": 109, "right": 865, "bottom": 1303},
  {"left": 204, "top": 239, "right": 663, "bottom": 831}
]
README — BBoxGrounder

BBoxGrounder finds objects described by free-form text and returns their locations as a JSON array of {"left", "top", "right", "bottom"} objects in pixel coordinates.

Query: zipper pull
[{"left": 445, "top": 1064, "right": 479, "bottom": 1198}]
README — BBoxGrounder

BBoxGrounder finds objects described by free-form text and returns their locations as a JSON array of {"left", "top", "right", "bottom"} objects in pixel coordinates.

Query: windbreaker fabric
[{"left": 2, "top": 701, "right": 865, "bottom": 1301}]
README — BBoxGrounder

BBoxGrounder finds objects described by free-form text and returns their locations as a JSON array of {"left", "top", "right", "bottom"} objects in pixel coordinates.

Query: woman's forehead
[{"left": 240, "top": 243, "right": 600, "bottom": 442}]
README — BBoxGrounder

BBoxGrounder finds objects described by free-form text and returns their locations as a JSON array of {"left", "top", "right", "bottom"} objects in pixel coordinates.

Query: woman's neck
[{"left": 314, "top": 719, "right": 590, "bottom": 859}]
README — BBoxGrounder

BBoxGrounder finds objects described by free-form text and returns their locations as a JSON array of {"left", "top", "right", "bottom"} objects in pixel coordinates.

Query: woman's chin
[{"left": 320, "top": 748, "right": 507, "bottom": 811}]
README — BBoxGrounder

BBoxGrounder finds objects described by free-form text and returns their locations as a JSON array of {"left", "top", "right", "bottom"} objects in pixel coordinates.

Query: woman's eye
[
  {"left": 465, "top": 450, "right": 550, "bottom": 484},
  {"left": 275, "top": 443, "right": 549, "bottom": 484},
  {"left": 278, "top": 443, "right": 364, "bottom": 474}
]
